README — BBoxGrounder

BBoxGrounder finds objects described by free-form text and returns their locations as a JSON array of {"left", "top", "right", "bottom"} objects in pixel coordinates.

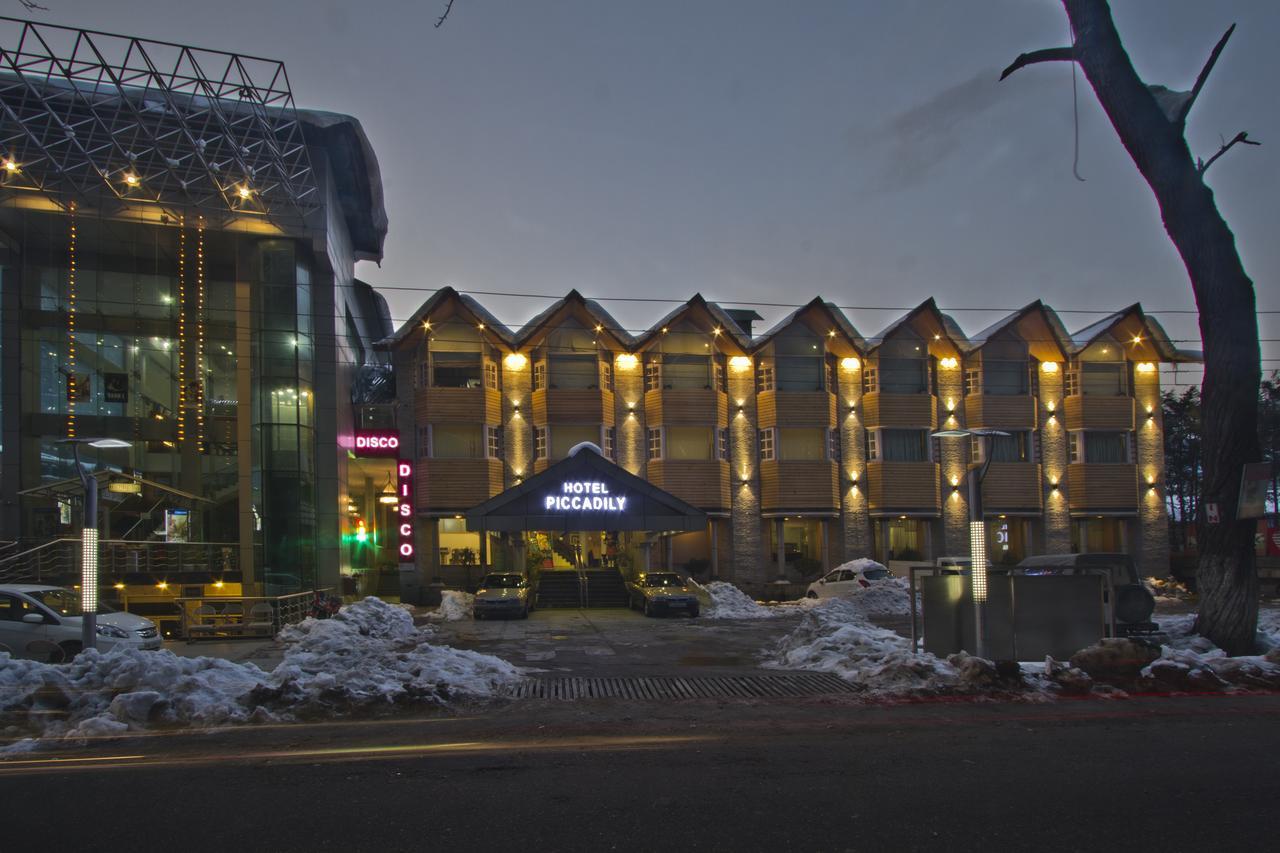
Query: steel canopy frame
[{"left": 0, "top": 16, "right": 319, "bottom": 225}]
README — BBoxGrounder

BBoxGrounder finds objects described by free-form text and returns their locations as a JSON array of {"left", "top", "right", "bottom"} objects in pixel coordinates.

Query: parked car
[
  {"left": 627, "top": 572, "right": 700, "bottom": 617},
  {"left": 0, "top": 584, "right": 162, "bottom": 662},
  {"left": 1015, "top": 553, "right": 1157, "bottom": 636},
  {"left": 805, "top": 560, "right": 892, "bottom": 599},
  {"left": 473, "top": 573, "right": 533, "bottom": 620}
]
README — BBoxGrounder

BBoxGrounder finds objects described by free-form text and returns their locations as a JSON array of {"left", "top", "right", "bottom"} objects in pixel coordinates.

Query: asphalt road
[{"left": 4, "top": 693, "right": 1278, "bottom": 853}]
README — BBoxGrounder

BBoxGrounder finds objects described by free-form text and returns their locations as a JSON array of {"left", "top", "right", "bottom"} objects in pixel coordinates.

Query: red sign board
[
  {"left": 352, "top": 431, "right": 401, "bottom": 457},
  {"left": 397, "top": 459, "right": 415, "bottom": 562}
]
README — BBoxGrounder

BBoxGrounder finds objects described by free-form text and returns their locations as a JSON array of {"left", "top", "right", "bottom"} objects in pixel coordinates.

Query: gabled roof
[
  {"left": 1067, "top": 304, "right": 1201, "bottom": 362},
  {"left": 512, "top": 290, "right": 635, "bottom": 350},
  {"left": 962, "top": 300, "right": 1071, "bottom": 360},
  {"left": 866, "top": 298, "right": 966, "bottom": 352},
  {"left": 376, "top": 286, "right": 515, "bottom": 349},
  {"left": 751, "top": 297, "right": 867, "bottom": 353},
  {"left": 633, "top": 294, "right": 753, "bottom": 352},
  {"left": 464, "top": 444, "right": 707, "bottom": 533}
]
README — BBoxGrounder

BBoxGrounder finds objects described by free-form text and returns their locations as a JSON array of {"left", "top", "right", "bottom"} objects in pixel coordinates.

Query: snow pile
[
  {"left": 0, "top": 597, "right": 522, "bottom": 753},
  {"left": 838, "top": 576, "right": 913, "bottom": 617},
  {"left": 424, "top": 590, "right": 474, "bottom": 622},
  {"left": 701, "top": 582, "right": 784, "bottom": 619},
  {"left": 1258, "top": 609, "right": 1280, "bottom": 650}
]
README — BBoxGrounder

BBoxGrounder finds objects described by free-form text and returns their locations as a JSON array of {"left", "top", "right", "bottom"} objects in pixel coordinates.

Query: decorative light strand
[
  {"left": 177, "top": 217, "right": 187, "bottom": 445},
  {"left": 66, "top": 201, "right": 77, "bottom": 439},
  {"left": 196, "top": 215, "right": 206, "bottom": 450}
]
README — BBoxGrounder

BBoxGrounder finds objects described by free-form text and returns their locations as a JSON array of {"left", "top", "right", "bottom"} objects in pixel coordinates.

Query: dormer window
[
  {"left": 979, "top": 335, "right": 1030, "bottom": 396},
  {"left": 773, "top": 325, "right": 824, "bottom": 392},
  {"left": 425, "top": 322, "right": 483, "bottom": 388},
  {"left": 878, "top": 329, "right": 928, "bottom": 394},
  {"left": 1078, "top": 339, "right": 1128, "bottom": 396}
]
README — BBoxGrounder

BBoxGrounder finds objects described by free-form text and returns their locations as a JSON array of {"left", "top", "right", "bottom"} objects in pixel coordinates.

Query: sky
[{"left": 22, "top": 0, "right": 1280, "bottom": 386}]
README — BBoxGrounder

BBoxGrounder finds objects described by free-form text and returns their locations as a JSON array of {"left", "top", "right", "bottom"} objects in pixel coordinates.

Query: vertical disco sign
[{"left": 397, "top": 458, "right": 415, "bottom": 564}]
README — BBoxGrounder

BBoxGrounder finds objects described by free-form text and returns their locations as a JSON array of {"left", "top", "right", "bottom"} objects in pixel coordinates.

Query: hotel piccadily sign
[{"left": 544, "top": 480, "right": 627, "bottom": 512}]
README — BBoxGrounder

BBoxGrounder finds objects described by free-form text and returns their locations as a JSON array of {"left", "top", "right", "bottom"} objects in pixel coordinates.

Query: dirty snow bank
[
  {"left": 0, "top": 597, "right": 522, "bottom": 753},
  {"left": 699, "top": 582, "right": 786, "bottom": 619},
  {"left": 424, "top": 590, "right": 474, "bottom": 622},
  {"left": 1145, "top": 576, "right": 1194, "bottom": 604}
]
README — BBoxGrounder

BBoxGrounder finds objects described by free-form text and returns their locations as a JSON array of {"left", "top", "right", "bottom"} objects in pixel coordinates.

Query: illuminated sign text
[
  {"left": 544, "top": 480, "right": 627, "bottom": 512},
  {"left": 397, "top": 460, "right": 415, "bottom": 560},
  {"left": 353, "top": 431, "right": 401, "bottom": 456}
]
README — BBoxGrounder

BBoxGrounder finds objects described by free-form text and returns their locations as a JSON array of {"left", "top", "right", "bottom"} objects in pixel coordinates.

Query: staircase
[
  {"left": 583, "top": 570, "right": 630, "bottom": 608},
  {"left": 536, "top": 571, "right": 583, "bottom": 609}
]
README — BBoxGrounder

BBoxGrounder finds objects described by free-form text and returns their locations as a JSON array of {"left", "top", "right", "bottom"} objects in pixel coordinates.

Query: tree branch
[
  {"left": 1197, "top": 131, "right": 1260, "bottom": 175},
  {"left": 999, "top": 47, "right": 1076, "bottom": 81},
  {"left": 435, "top": 0, "right": 456, "bottom": 28},
  {"left": 19, "top": 0, "right": 50, "bottom": 11},
  {"left": 1177, "top": 24, "right": 1236, "bottom": 125}
]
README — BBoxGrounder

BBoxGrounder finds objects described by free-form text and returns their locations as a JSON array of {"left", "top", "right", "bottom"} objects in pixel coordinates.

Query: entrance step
[
  {"left": 582, "top": 570, "right": 629, "bottom": 608},
  {"left": 535, "top": 572, "right": 583, "bottom": 609},
  {"left": 510, "top": 673, "right": 857, "bottom": 701}
]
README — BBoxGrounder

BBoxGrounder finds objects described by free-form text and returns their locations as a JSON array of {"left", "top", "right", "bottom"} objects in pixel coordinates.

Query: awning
[{"left": 465, "top": 444, "right": 707, "bottom": 533}]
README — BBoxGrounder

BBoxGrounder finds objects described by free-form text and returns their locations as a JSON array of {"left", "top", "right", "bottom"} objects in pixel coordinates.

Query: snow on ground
[
  {"left": 700, "top": 581, "right": 786, "bottom": 619},
  {"left": 778, "top": 577, "right": 914, "bottom": 618},
  {"left": 424, "top": 590, "right": 474, "bottom": 622},
  {"left": 0, "top": 597, "right": 522, "bottom": 753}
]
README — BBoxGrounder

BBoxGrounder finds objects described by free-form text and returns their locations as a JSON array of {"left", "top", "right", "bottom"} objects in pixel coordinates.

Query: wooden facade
[
  {"left": 865, "top": 461, "right": 940, "bottom": 512},
  {"left": 644, "top": 389, "right": 727, "bottom": 425},
  {"left": 980, "top": 462, "right": 1043, "bottom": 511},
  {"left": 416, "top": 458, "right": 504, "bottom": 509},
  {"left": 760, "top": 460, "right": 840, "bottom": 511},
  {"left": 1066, "top": 463, "right": 1138, "bottom": 512},
  {"left": 532, "top": 388, "right": 616, "bottom": 425},
  {"left": 648, "top": 460, "right": 731, "bottom": 509},
  {"left": 963, "top": 394, "right": 1037, "bottom": 430},
  {"left": 861, "top": 392, "right": 937, "bottom": 429},
  {"left": 1064, "top": 396, "right": 1135, "bottom": 431},
  {"left": 415, "top": 387, "right": 502, "bottom": 425}
]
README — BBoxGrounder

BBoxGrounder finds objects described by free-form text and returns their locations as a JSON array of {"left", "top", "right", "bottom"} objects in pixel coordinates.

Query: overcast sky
[{"left": 29, "top": 0, "right": 1280, "bottom": 385}]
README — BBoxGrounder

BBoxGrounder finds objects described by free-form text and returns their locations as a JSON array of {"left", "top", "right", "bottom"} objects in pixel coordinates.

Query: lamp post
[
  {"left": 932, "top": 428, "right": 1008, "bottom": 660},
  {"left": 59, "top": 437, "right": 132, "bottom": 652}
]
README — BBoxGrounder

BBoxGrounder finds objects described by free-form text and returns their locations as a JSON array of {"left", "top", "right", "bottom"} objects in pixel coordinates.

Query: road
[{"left": 4, "top": 693, "right": 1278, "bottom": 853}]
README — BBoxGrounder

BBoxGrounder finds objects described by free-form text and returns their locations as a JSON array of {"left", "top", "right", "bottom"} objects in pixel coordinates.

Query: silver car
[
  {"left": 0, "top": 584, "right": 162, "bottom": 662},
  {"left": 627, "top": 572, "right": 700, "bottom": 617},
  {"left": 473, "top": 573, "right": 534, "bottom": 620}
]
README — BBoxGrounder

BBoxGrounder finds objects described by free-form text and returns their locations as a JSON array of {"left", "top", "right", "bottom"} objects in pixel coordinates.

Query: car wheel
[{"left": 55, "top": 641, "right": 82, "bottom": 663}]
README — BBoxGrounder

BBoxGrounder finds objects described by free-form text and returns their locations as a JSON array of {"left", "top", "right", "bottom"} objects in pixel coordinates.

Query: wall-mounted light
[
  {"left": 1041, "top": 361, "right": 1059, "bottom": 374},
  {"left": 616, "top": 353, "right": 639, "bottom": 370},
  {"left": 940, "top": 357, "right": 958, "bottom": 369},
  {"left": 840, "top": 357, "right": 861, "bottom": 371},
  {"left": 1132, "top": 335, "right": 1143, "bottom": 345},
  {"left": 1045, "top": 400, "right": 1056, "bottom": 413},
  {"left": 945, "top": 398, "right": 956, "bottom": 412},
  {"left": 423, "top": 320, "right": 432, "bottom": 331},
  {"left": 1046, "top": 414, "right": 1057, "bottom": 426},
  {"left": 504, "top": 352, "right": 528, "bottom": 370},
  {"left": 512, "top": 402, "right": 521, "bottom": 416},
  {"left": 729, "top": 355, "right": 752, "bottom": 371},
  {"left": 713, "top": 327, "right": 722, "bottom": 337},
  {"left": 847, "top": 403, "right": 856, "bottom": 414},
  {"left": 1136, "top": 362, "right": 1156, "bottom": 373}
]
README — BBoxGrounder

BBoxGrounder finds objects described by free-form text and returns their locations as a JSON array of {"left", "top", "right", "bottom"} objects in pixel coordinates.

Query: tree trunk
[{"left": 1060, "top": 0, "right": 1260, "bottom": 652}]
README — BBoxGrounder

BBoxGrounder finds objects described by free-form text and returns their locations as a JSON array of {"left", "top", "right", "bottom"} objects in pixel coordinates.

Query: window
[
  {"left": 603, "top": 426, "right": 616, "bottom": 460},
  {"left": 486, "top": 425, "right": 501, "bottom": 459},
  {"left": 1084, "top": 431, "right": 1130, "bottom": 463},
  {"left": 417, "top": 426, "right": 430, "bottom": 458},
  {"left": 601, "top": 361, "right": 613, "bottom": 392},
  {"left": 418, "top": 362, "right": 429, "bottom": 389},
  {"left": 550, "top": 424, "right": 601, "bottom": 459},
  {"left": 431, "top": 352, "right": 484, "bottom": 388},
  {"left": 964, "top": 366, "right": 981, "bottom": 396},
  {"left": 717, "top": 428, "right": 729, "bottom": 461},
  {"left": 645, "top": 360, "right": 662, "bottom": 391},
  {"left": 984, "top": 360, "right": 1028, "bottom": 395},
  {"left": 714, "top": 360, "right": 726, "bottom": 393},
  {"left": 1069, "top": 431, "right": 1080, "bottom": 463},
  {"left": 1065, "top": 368, "right": 1079, "bottom": 397},
  {"left": 431, "top": 425, "right": 483, "bottom": 458},
  {"left": 535, "top": 426, "right": 547, "bottom": 460},
  {"left": 548, "top": 353, "right": 599, "bottom": 389},
  {"left": 989, "top": 431, "right": 1029, "bottom": 462},
  {"left": 862, "top": 366, "right": 878, "bottom": 394},
  {"left": 667, "top": 426, "right": 715, "bottom": 460},
  {"left": 777, "top": 428, "right": 826, "bottom": 461},
  {"left": 647, "top": 427, "right": 663, "bottom": 460},
  {"left": 881, "top": 429, "right": 929, "bottom": 462},
  {"left": 756, "top": 363, "right": 774, "bottom": 393},
  {"left": 777, "top": 356, "right": 823, "bottom": 391},
  {"left": 827, "top": 428, "right": 841, "bottom": 461},
  {"left": 825, "top": 361, "right": 836, "bottom": 394},
  {"left": 1081, "top": 362, "right": 1127, "bottom": 396},
  {"left": 879, "top": 358, "right": 928, "bottom": 394},
  {"left": 758, "top": 427, "right": 776, "bottom": 461},
  {"left": 533, "top": 361, "right": 547, "bottom": 391},
  {"left": 484, "top": 361, "right": 498, "bottom": 390},
  {"left": 866, "top": 430, "right": 879, "bottom": 461}
]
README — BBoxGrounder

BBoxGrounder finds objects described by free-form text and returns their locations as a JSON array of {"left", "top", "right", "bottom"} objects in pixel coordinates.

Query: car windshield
[
  {"left": 480, "top": 574, "right": 524, "bottom": 588},
  {"left": 642, "top": 574, "right": 683, "bottom": 587},
  {"left": 25, "top": 588, "right": 115, "bottom": 615},
  {"left": 862, "top": 568, "right": 890, "bottom": 580}
]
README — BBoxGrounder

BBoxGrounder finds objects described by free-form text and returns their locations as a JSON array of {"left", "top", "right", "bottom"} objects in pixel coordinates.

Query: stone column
[
  {"left": 1039, "top": 362, "right": 1071, "bottom": 554},
  {"left": 1134, "top": 363, "right": 1169, "bottom": 576},
  {"left": 838, "top": 359, "right": 871, "bottom": 558},
  {"left": 502, "top": 353, "right": 533, "bottom": 486},
  {"left": 614, "top": 354, "right": 645, "bottom": 476},
  {"left": 937, "top": 358, "right": 968, "bottom": 559},
  {"left": 728, "top": 359, "right": 763, "bottom": 584}
]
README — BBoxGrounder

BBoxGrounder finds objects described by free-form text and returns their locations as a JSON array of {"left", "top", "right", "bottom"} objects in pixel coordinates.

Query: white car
[
  {"left": 0, "top": 584, "right": 162, "bottom": 662},
  {"left": 805, "top": 561, "right": 892, "bottom": 599}
]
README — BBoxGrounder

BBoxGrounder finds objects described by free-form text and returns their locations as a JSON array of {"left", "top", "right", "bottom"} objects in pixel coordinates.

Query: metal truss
[{"left": 0, "top": 16, "right": 319, "bottom": 225}]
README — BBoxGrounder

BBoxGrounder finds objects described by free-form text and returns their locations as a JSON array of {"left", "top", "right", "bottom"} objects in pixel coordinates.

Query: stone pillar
[
  {"left": 937, "top": 357, "right": 968, "bottom": 560},
  {"left": 709, "top": 519, "right": 719, "bottom": 578},
  {"left": 502, "top": 353, "right": 533, "bottom": 486},
  {"left": 838, "top": 359, "right": 871, "bottom": 558},
  {"left": 1134, "top": 363, "right": 1169, "bottom": 576},
  {"left": 728, "top": 359, "right": 763, "bottom": 583},
  {"left": 614, "top": 354, "right": 645, "bottom": 475},
  {"left": 1039, "top": 362, "right": 1071, "bottom": 554}
]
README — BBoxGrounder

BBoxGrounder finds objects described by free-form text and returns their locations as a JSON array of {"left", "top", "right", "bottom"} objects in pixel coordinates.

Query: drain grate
[{"left": 509, "top": 673, "right": 856, "bottom": 701}]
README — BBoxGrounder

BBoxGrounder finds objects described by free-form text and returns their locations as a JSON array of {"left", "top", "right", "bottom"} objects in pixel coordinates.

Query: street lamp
[
  {"left": 58, "top": 437, "right": 131, "bottom": 652},
  {"left": 932, "top": 427, "right": 1008, "bottom": 659}
]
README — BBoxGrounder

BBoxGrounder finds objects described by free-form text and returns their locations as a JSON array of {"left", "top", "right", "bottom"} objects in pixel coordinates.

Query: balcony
[
  {"left": 532, "top": 388, "right": 615, "bottom": 425},
  {"left": 757, "top": 390, "right": 836, "bottom": 428},
  {"left": 416, "top": 458, "right": 504, "bottom": 509},
  {"left": 1066, "top": 463, "right": 1138, "bottom": 513},
  {"left": 643, "top": 389, "right": 726, "bottom": 425},
  {"left": 759, "top": 460, "right": 839, "bottom": 511},
  {"left": 861, "top": 392, "right": 937, "bottom": 429},
  {"left": 648, "top": 460, "right": 730, "bottom": 509},
  {"left": 964, "top": 394, "right": 1037, "bottom": 430},
  {"left": 865, "top": 461, "right": 940, "bottom": 512},
  {"left": 416, "top": 387, "right": 501, "bottom": 424},
  {"left": 1064, "top": 396, "right": 1135, "bottom": 431},
  {"left": 980, "top": 463, "right": 1043, "bottom": 512}
]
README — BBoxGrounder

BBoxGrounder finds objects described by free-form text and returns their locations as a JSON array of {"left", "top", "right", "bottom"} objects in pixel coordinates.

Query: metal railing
[
  {"left": 175, "top": 590, "right": 328, "bottom": 640},
  {"left": 0, "top": 538, "right": 239, "bottom": 585}
]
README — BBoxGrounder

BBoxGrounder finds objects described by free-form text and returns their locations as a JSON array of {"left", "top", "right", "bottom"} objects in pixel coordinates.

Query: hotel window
[
  {"left": 425, "top": 321, "right": 484, "bottom": 388},
  {"left": 417, "top": 426, "right": 430, "bottom": 458},
  {"left": 431, "top": 425, "right": 484, "bottom": 459},
  {"left": 484, "top": 361, "right": 498, "bottom": 390},
  {"left": 862, "top": 365, "right": 878, "bottom": 394},
  {"left": 1068, "top": 431, "right": 1080, "bottom": 463},
  {"left": 1078, "top": 340, "right": 1128, "bottom": 396},
  {"left": 667, "top": 426, "right": 715, "bottom": 460},
  {"left": 600, "top": 360, "right": 613, "bottom": 392},
  {"left": 551, "top": 424, "right": 601, "bottom": 459},
  {"left": 989, "top": 431, "right": 1030, "bottom": 463},
  {"left": 647, "top": 427, "right": 663, "bottom": 460},
  {"left": 880, "top": 429, "right": 930, "bottom": 462},
  {"left": 777, "top": 428, "right": 826, "bottom": 461},
  {"left": 533, "top": 360, "right": 547, "bottom": 391},
  {"left": 981, "top": 337, "right": 1030, "bottom": 396},
  {"left": 758, "top": 427, "right": 776, "bottom": 461},
  {"left": 1084, "top": 430, "right": 1131, "bottom": 463},
  {"left": 604, "top": 426, "right": 616, "bottom": 460},
  {"left": 827, "top": 428, "right": 841, "bottom": 461},
  {"left": 774, "top": 326, "right": 824, "bottom": 391},
  {"left": 717, "top": 428, "right": 729, "bottom": 461},
  {"left": 486, "top": 425, "right": 501, "bottom": 459},
  {"left": 534, "top": 426, "right": 547, "bottom": 460},
  {"left": 866, "top": 430, "right": 879, "bottom": 461},
  {"left": 644, "top": 360, "right": 662, "bottom": 391},
  {"left": 663, "top": 354, "right": 714, "bottom": 389},
  {"left": 714, "top": 360, "right": 727, "bottom": 393},
  {"left": 1064, "top": 368, "right": 1079, "bottom": 397},
  {"left": 549, "top": 353, "right": 600, "bottom": 389},
  {"left": 756, "top": 362, "right": 775, "bottom": 393},
  {"left": 418, "top": 362, "right": 429, "bottom": 389},
  {"left": 878, "top": 330, "right": 929, "bottom": 394},
  {"left": 825, "top": 360, "right": 836, "bottom": 393},
  {"left": 964, "top": 366, "right": 981, "bottom": 396}
]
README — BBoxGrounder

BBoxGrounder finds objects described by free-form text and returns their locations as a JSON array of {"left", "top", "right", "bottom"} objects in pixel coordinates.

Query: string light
[
  {"left": 66, "top": 202, "right": 77, "bottom": 439},
  {"left": 196, "top": 216, "right": 206, "bottom": 450},
  {"left": 177, "top": 216, "right": 187, "bottom": 445}
]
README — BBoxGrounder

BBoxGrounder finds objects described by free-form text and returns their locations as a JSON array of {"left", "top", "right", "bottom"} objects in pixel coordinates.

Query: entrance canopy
[{"left": 465, "top": 444, "right": 707, "bottom": 533}]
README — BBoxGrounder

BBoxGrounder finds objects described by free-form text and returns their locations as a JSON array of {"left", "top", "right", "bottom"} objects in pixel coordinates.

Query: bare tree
[{"left": 1003, "top": 0, "right": 1262, "bottom": 653}]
